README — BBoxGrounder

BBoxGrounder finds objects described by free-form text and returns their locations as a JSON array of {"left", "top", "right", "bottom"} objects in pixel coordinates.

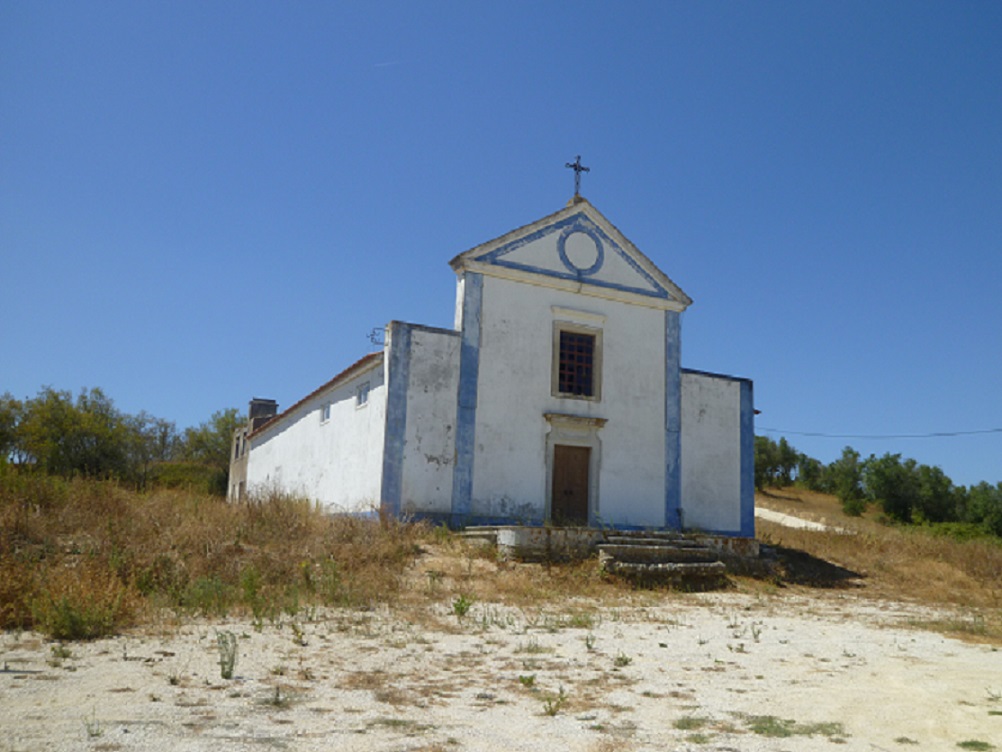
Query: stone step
[
  {"left": 600, "top": 559, "right": 728, "bottom": 584},
  {"left": 603, "top": 529, "right": 688, "bottom": 539},
  {"left": 459, "top": 528, "right": 498, "bottom": 545},
  {"left": 603, "top": 535, "right": 706, "bottom": 549},
  {"left": 597, "top": 544, "right": 718, "bottom": 565}
]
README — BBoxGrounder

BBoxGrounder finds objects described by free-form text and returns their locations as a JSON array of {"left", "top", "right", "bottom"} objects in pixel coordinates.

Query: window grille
[{"left": 558, "top": 331, "right": 595, "bottom": 397}]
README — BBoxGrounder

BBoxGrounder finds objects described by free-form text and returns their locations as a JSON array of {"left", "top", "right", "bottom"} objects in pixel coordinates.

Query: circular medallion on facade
[{"left": 557, "top": 226, "right": 604, "bottom": 276}]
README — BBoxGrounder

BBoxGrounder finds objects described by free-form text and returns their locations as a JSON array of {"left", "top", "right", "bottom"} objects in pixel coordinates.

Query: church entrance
[{"left": 551, "top": 444, "right": 590, "bottom": 525}]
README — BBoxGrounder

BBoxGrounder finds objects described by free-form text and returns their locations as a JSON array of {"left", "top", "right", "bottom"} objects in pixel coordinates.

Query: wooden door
[{"left": 551, "top": 445, "right": 590, "bottom": 526}]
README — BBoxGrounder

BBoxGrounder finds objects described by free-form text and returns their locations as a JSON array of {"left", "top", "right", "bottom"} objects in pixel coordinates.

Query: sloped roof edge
[{"left": 249, "top": 351, "right": 384, "bottom": 439}]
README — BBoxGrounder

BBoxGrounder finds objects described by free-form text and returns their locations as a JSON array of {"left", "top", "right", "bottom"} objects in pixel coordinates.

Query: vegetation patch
[
  {"left": 674, "top": 715, "right": 711, "bottom": 731},
  {"left": 0, "top": 469, "right": 428, "bottom": 635},
  {"left": 739, "top": 714, "right": 847, "bottom": 740}
]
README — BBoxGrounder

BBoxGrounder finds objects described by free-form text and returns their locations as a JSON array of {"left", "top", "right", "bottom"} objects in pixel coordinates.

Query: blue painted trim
[
  {"left": 739, "top": 379, "right": 756, "bottom": 537},
  {"left": 380, "top": 322, "right": 411, "bottom": 517},
  {"left": 556, "top": 225, "right": 604, "bottom": 276},
  {"left": 451, "top": 272, "right": 483, "bottom": 526},
  {"left": 476, "top": 212, "right": 672, "bottom": 300},
  {"left": 664, "top": 311, "right": 682, "bottom": 530},
  {"left": 405, "top": 511, "right": 755, "bottom": 536}
]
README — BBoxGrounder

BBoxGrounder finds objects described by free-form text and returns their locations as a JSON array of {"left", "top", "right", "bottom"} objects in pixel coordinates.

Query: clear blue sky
[{"left": 3, "top": 1, "right": 1001, "bottom": 487}]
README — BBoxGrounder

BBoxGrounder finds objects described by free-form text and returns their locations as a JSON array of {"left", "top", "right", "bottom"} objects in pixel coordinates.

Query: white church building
[{"left": 229, "top": 197, "right": 754, "bottom": 537}]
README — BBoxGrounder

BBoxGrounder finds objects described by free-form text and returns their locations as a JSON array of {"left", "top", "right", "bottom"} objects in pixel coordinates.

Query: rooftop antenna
[{"left": 565, "top": 155, "right": 590, "bottom": 197}]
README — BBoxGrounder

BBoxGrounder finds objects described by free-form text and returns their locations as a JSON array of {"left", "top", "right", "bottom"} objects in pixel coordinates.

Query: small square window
[
  {"left": 320, "top": 403, "right": 331, "bottom": 423},
  {"left": 356, "top": 382, "right": 370, "bottom": 407}
]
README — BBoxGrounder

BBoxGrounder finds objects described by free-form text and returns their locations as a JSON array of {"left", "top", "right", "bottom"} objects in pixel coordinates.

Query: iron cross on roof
[{"left": 565, "top": 155, "right": 590, "bottom": 196}]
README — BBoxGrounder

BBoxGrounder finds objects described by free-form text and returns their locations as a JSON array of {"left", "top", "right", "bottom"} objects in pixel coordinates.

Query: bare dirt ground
[{"left": 3, "top": 587, "right": 1000, "bottom": 752}]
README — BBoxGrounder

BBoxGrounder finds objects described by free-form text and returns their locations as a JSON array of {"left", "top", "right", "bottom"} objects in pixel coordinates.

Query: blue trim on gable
[
  {"left": 664, "top": 311, "right": 682, "bottom": 531},
  {"left": 451, "top": 272, "right": 483, "bottom": 526},
  {"left": 380, "top": 322, "right": 412, "bottom": 517},
  {"left": 477, "top": 212, "right": 672, "bottom": 300},
  {"left": 739, "top": 379, "right": 755, "bottom": 537}
]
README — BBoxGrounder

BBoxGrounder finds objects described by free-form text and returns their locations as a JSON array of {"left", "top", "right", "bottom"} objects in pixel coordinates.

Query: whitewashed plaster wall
[
  {"left": 245, "top": 360, "right": 386, "bottom": 513},
  {"left": 680, "top": 371, "right": 742, "bottom": 533},
  {"left": 398, "top": 327, "right": 460, "bottom": 516},
  {"left": 471, "top": 274, "right": 668, "bottom": 527}
]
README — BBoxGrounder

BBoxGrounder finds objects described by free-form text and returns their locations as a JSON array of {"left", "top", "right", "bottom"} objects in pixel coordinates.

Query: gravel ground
[{"left": 2, "top": 590, "right": 1000, "bottom": 752}]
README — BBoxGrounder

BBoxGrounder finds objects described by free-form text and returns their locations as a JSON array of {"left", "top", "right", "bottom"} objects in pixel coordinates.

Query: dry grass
[
  {"left": 3, "top": 470, "right": 1001, "bottom": 642},
  {"left": 404, "top": 536, "right": 627, "bottom": 607},
  {"left": 755, "top": 487, "right": 1002, "bottom": 639},
  {"left": 0, "top": 471, "right": 426, "bottom": 636}
]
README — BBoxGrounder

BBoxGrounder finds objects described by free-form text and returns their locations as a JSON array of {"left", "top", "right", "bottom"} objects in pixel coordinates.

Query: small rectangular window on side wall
[
  {"left": 356, "top": 382, "right": 370, "bottom": 407},
  {"left": 320, "top": 403, "right": 331, "bottom": 423}
]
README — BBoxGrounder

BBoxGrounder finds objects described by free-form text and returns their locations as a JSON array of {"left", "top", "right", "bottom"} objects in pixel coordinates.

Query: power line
[{"left": 759, "top": 427, "right": 1002, "bottom": 440}]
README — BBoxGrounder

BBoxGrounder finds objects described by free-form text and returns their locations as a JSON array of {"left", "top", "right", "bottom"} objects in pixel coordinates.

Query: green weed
[
  {"left": 542, "top": 685, "right": 568, "bottom": 716},
  {"left": 452, "top": 594, "right": 474, "bottom": 620},
  {"left": 216, "top": 630, "right": 237, "bottom": 680},
  {"left": 84, "top": 709, "right": 102, "bottom": 738}
]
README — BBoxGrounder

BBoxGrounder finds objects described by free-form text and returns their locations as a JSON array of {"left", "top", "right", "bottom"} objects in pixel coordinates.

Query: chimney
[{"left": 248, "top": 398, "right": 278, "bottom": 430}]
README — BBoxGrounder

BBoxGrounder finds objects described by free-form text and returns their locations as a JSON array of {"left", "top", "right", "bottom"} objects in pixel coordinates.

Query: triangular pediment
[{"left": 449, "top": 198, "right": 691, "bottom": 310}]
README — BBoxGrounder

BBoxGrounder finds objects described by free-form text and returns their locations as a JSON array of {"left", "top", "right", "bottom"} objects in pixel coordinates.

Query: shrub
[
  {"left": 182, "top": 576, "right": 233, "bottom": 617},
  {"left": 29, "top": 561, "right": 138, "bottom": 640},
  {"left": 842, "top": 496, "right": 867, "bottom": 517}
]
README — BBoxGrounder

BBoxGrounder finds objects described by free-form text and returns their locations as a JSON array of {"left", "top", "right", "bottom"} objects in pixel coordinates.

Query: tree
[
  {"left": 124, "top": 412, "right": 179, "bottom": 490},
  {"left": 796, "top": 452, "right": 825, "bottom": 491},
  {"left": 754, "top": 436, "right": 780, "bottom": 490},
  {"left": 17, "top": 387, "right": 130, "bottom": 479},
  {"left": 775, "top": 437, "right": 799, "bottom": 486},
  {"left": 863, "top": 453, "right": 919, "bottom": 523},
  {"left": 828, "top": 446, "right": 866, "bottom": 516},
  {"left": 0, "top": 393, "right": 24, "bottom": 464},
  {"left": 914, "top": 464, "right": 956, "bottom": 523},
  {"left": 180, "top": 408, "right": 240, "bottom": 469},
  {"left": 965, "top": 482, "right": 1002, "bottom": 536},
  {"left": 179, "top": 408, "right": 241, "bottom": 494}
]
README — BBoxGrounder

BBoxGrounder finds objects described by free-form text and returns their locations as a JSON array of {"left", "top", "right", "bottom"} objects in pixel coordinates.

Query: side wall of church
[
  {"left": 468, "top": 275, "right": 668, "bottom": 527},
  {"left": 396, "top": 325, "right": 461, "bottom": 517},
  {"left": 245, "top": 362, "right": 386, "bottom": 513},
  {"left": 680, "top": 370, "right": 754, "bottom": 536}
]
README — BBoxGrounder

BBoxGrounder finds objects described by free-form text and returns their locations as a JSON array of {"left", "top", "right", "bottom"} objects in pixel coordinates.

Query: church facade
[{"left": 229, "top": 198, "right": 754, "bottom": 536}]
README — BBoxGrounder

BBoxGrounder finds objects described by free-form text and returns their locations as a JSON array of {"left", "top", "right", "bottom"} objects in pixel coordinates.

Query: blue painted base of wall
[{"left": 402, "top": 511, "right": 753, "bottom": 537}]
